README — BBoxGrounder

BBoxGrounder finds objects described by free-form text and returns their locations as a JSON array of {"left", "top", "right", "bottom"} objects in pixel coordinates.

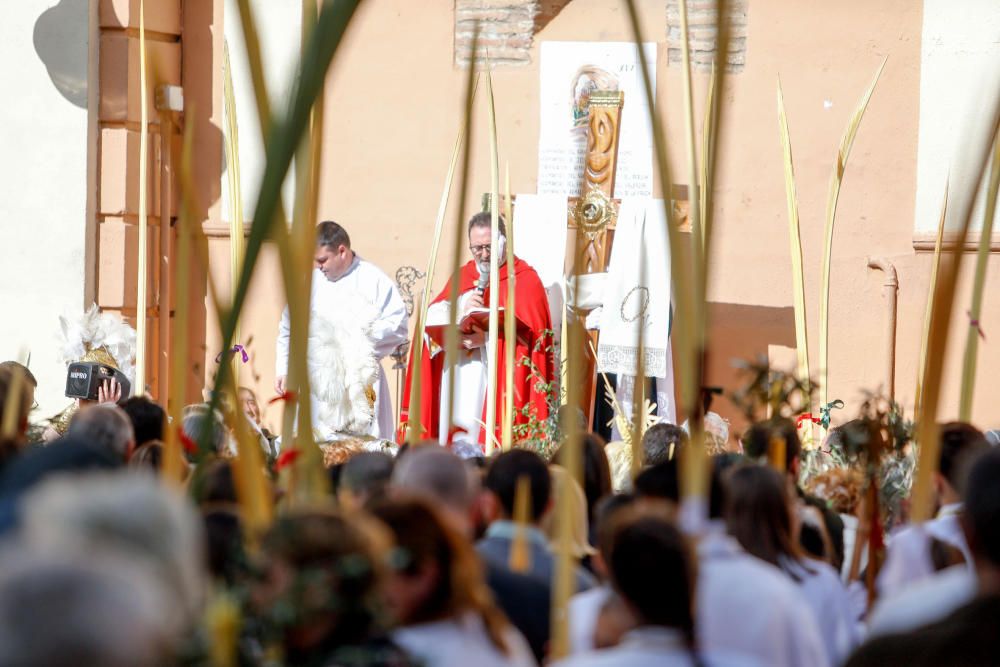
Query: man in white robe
[
  {"left": 876, "top": 423, "right": 987, "bottom": 598},
  {"left": 275, "top": 221, "right": 408, "bottom": 440}
]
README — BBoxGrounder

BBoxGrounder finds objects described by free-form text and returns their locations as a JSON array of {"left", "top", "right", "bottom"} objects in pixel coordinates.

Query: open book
[{"left": 424, "top": 306, "right": 530, "bottom": 347}]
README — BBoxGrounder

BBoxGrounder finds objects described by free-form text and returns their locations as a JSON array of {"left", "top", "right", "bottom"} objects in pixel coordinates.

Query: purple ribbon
[
  {"left": 215, "top": 344, "right": 249, "bottom": 364},
  {"left": 967, "top": 311, "right": 986, "bottom": 341}
]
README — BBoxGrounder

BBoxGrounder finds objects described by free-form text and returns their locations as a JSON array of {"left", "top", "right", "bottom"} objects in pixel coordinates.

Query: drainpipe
[{"left": 867, "top": 257, "right": 898, "bottom": 402}]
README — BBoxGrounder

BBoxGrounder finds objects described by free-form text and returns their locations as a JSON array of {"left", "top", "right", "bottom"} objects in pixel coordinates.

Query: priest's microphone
[{"left": 475, "top": 267, "right": 489, "bottom": 296}]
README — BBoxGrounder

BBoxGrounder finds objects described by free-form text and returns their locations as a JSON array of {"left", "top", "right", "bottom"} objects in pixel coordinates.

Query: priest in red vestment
[{"left": 400, "top": 212, "right": 555, "bottom": 448}]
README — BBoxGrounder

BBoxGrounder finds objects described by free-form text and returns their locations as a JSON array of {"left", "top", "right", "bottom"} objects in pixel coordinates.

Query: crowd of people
[{"left": 0, "top": 359, "right": 997, "bottom": 667}]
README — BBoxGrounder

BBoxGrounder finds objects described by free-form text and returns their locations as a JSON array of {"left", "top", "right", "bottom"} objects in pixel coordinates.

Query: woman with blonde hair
[{"left": 370, "top": 497, "right": 535, "bottom": 667}]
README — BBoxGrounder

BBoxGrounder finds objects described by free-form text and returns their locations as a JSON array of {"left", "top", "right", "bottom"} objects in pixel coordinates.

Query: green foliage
[
  {"left": 512, "top": 329, "right": 561, "bottom": 458},
  {"left": 800, "top": 392, "right": 915, "bottom": 527},
  {"left": 729, "top": 356, "right": 815, "bottom": 424}
]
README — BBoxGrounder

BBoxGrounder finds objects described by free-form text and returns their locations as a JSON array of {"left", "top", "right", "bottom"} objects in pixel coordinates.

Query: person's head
[
  {"left": 256, "top": 509, "right": 388, "bottom": 658},
  {"left": 202, "top": 509, "right": 243, "bottom": 586},
  {"left": 483, "top": 448, "right": 551, "bottom": 524},
  {"left": 21, "top": 473, "right": 206, "bottom": 632},
  {"left": 339, "top": 452, "right": 394, "bottom": 511},
  {"left": 592, "top": 493, "right": 638, "bottom": 580},
  {"left": 237, "top": 387, "right": 262, "bottom": 426},
  {"left": 120, "top": 396, "right": 165, "bottom": 448},
  {"left": 606, "top": 503, "right": 697, "bottom": 649},
  {"left": 0, "top": 365, "right": 33, "bottom": 462},
  {"left": 0, "top": 548, "right": 170, "bottom": 667},
  {"left": 129, "top": 441, "right": 163, "bottom": 472},
  {"left": 552, "top": 433, "right": 612, "bottom": 526},
  {"left": 0, "top": 361, "right": 36, "bottom": 416},
  {"left": 960, "top": 448, "right": 1000, "bottom": 592},
  {"left": 935, "top": 421, "right": 988, "bottom": 506},
  {"left": 197, "top": 458, "right": 238, "bottom": 507},
  {"left": 181, "top": 405, "right": 229, "bottom": 457},
  {"left": 68, "top": 403, "right": 136, "bottom": 462},
  {"left": 708, "top": 453, "right": 745, "bottom": 519},
  {"left": 642, "top": 423, "right": 689, "bottom": 467},
  {"left": 391, "top": 445, "right": 477, "bottom": 536},
  {"left": 315, "top": 220, "right": 354, "bottom": 281},
  {"left": 369, "top": 497, "right": 512, "bottom": 654},
  {"left": 724, "top": 464, "right": 805, "bottom": 579},
  {"left": 634, "top": 458, "right": 680, "bottom": 505},
  {"left": 741, "top": 417, "right": 802, "bottom": 480},
  {"left": 798, "top": 497, "right": 838, "bottom": 567},
  {"left": 702, "top": 411, "right": 731, "bottom": 454},
  {"left": 467, "top": 212, "right": 507, "bottom": 273}
]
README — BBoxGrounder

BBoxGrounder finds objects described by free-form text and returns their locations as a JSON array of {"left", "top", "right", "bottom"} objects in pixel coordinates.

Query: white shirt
[
  {"left": 276, "top": 257, "right": 408, "bottom": 439},
  {"left": 868, "top": 564, "right": 976, "bottom": 637},
  {"left": 553, "top": 627, "right": 759, "bottom": 667},
  {"left": 876, "top": 503, "right": 970, "bottom": 599},
  {"left": 697, "top": 522, "right": 830, "bottom": 667},
  {"left": 568, "top": 585, "right": 612, "bottom": 655},
  {"left": 785, "top": 557, "right": 862, "bottom": 666},
  {"left": 391, "top": 612, "right": 535, "bottom": 667}
]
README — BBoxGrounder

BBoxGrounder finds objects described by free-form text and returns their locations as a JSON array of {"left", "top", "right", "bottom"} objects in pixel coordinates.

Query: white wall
[
  {"left": 222, "top": 0, "right": 302, "bottom": 222},
  {"left": 0, "top": 1, "right": 92, "bottom": 417},
  {"left": 914, "top": 0, "right": 1000, "bottom": 235}
]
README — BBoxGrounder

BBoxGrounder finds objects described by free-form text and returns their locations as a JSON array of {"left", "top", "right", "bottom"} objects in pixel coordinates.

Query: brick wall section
[
  {"left": 455, "top": 0, "right": 573, "bottom": 68},
  {"left": 455, "top": 0, "right": 539, "bottom": 67},
  {"left": 666, "top": 0, "right": 748, "bottom": 73}
]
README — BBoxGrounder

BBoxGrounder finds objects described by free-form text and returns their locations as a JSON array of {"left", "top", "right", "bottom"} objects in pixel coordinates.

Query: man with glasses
[{"left": 401, "top": 212, "right": 554, "bottom": 449}]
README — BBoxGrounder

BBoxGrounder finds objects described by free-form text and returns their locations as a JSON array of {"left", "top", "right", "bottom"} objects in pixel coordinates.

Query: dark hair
[
  {"left": 128, "top": 441, "right": 163, "bottom": 472},
  {"left": 484, "top": 449, "right": 550, "bottom": 521},
  {"left": 641, "top": 423, "right": 689, "bottom": 467},
  {"left": 741, "top": 417, "right": 801, "bottom": 472},
  {"left": 708, "top": 453, "right": 745, "bottom": 519},
  {"left": 261, "top": 510, "right": 383, "bottom": 651},
  {"left": 608, "top": 505, "right": 697, "bottom": 652},
  {"left": 963, "top": 448, "right": 1000, "bottom": 567},
  {"left": 199, "top": 459, "right": 238, "bottom": 506},
  {"left": 370, "top": 498, "right": 512, "bottom": 654},
  {"left": 634, "top": 458, "right": 680, "bottom": 503},
  {"left": 120, "top": 396, "right": 165, "bottom": 447},
  {"left": 552, "top": 433, "right": 612, "bottom": 527},
  {"left": 316, "top": 220, "right": 351, "bottom": 250},
  {"left": 341, "top": 452, "right": 394, "bottom": 506},
  {"left": 724, "top": 464, "right": 811, "bottom": 581},
  {"left": 938, "top": 422, "right": 988, "bottom": 492},
  {"left": 467, "top": 211, "right": 507, "bottom": 238},
  {"left": 0, "top": 367, "right": 32, "bottom": 464},
  {"left": 327, "top": 462, "right": 345, "bottom": 496},
  {"left": 594, "top": 493, "right": 637, "bottom": 562},
  {"left": 802, "top": 493, "right": 845, "bottom": 570},
  {"left": 203, "top": 509, "right": 244, "bottom": 586},
  {"left": 0, "top": 361, "right": 36, "bottom": 388}
]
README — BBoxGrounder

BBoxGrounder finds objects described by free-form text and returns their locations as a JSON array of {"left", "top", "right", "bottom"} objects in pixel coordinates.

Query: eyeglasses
[{"left": 469, "top": 244, "right": 492, "bottom": 254}]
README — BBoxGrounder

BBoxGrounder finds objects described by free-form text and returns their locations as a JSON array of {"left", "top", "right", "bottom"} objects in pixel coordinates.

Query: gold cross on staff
[
  {"left": 566, "top": 90, "right": 625, "bottom": 428},
  {"left": 479, "top": 90, "right": 627, "bottom": 432},
  {"left": 566, "top": 90, "right": 624, "bottom": 276}
]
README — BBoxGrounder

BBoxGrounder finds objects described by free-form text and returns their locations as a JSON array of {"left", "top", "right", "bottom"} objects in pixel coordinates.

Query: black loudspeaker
[{"left": 65, "top": 362, "right": 131, "bottom": 404}]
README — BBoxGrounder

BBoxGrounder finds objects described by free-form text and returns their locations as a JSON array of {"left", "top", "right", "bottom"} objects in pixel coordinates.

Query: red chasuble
[{"left": 400, "top": 256, "right": 554, "bottom": 447}]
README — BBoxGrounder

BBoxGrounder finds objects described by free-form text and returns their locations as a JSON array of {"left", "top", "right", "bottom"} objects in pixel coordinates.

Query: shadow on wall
[
  {"left": 704, "top": 302, "right": 797, "bottom": 433},
  {"left": 34, "top": 0, "right": 88, "bottom": 109}
]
